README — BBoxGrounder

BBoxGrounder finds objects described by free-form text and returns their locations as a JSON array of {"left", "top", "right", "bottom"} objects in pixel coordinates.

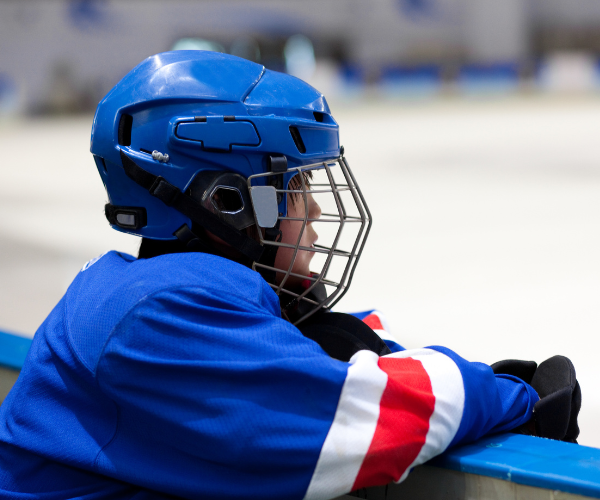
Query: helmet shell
[{"left": 90, "top": 51, "right": 339, "bottom": 239}]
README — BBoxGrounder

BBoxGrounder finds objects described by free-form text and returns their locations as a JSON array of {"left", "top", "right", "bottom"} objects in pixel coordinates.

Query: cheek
[
  {"left": 279, "top": 219, "right": 298, "bottom": 245},
  {"left": 273, "top": 220, "right": 294, "bottom": 269},
  {"left": 273, "top": 219, "right": 313, "bottom": 274},
  {"left": 280, "top": 218, "right": 312, "bottom": 251},
  {"left": 273, "top": 198, "right": 315, "bottom": 278}
]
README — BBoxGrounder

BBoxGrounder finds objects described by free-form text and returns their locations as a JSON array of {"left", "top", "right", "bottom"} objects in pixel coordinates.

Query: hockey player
[{"left": 0, "top": 51, "right": 580, "bottom": 500}]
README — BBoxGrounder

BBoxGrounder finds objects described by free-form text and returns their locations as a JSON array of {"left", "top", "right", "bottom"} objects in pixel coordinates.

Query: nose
[{"left": 307, "top": 193, "right": 321, "bottom": 222}]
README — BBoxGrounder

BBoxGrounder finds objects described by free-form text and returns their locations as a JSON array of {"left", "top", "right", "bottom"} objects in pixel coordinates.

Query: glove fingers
[
  {"left": 493, "top": 355, "right": 581, "bottom": 443},
  {"left": 564, "top": 381, "right": 582, "bottom": 443},
  {"left": 534, "top": 387, "right": 572, "bottom": 440},
  {"left": 491, "top": 359, "right": 537, "bottom": 384},
  {"left": 530, "top": 355, "right": 576, "bottom": 399}
]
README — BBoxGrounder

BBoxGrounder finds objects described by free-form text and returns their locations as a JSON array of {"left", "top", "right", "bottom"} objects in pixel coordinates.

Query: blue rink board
[
  {"left": 431, "top": 433, "right": 600, "bottom": 498},
  {"left": 2, "top": 330, "right": 600, "bottom": 497},
  {"left": 0, "top": 329, "right": 32, "bottom": 370}
]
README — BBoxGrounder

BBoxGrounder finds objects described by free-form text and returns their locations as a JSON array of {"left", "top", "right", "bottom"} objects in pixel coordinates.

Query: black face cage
[{"left": 248, "top": 156, "right": 372, "bottom": 325}]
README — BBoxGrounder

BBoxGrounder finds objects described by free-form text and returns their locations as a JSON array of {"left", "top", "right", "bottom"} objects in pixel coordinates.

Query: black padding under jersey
[{"left": 298, "top": 311, "right": 392, "bottom": 362}]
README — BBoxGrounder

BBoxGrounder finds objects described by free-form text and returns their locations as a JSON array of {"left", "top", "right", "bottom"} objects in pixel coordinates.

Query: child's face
[{"left": 274, "top": 191, "right": 321, "bottom": 288}]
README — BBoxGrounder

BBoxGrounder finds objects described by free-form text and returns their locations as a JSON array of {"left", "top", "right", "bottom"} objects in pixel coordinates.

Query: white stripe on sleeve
[
  {"left": 387, "top": 349, "right": 465, "bottom": 483},
  {"left": 303, "top": 350, "right": 387, "bottom": 500}
]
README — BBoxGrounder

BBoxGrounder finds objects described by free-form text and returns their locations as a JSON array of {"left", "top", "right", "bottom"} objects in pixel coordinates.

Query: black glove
[{"left": 491, "top": 356, "right": 581, "bottom": 443}]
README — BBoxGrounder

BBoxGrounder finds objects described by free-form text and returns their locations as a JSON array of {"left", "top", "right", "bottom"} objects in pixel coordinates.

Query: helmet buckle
[{"left": 149, "top": 176, "right": 179, "bottom": 207}]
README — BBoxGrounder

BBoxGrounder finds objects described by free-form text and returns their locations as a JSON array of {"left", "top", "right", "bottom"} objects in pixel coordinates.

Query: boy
[{"left": 0, "top": 51, "right": 579, "bottom": 500}]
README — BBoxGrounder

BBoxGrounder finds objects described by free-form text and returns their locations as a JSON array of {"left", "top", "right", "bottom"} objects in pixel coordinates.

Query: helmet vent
[
  {"left": 93, "top": 155, "right": 107, "bottom": 173},
  {"left": 289, "top": 126, "right": 306, "bottom": 154},
  {"left": 211, "top": 186, "right": 244, "bottom": 214},
  {"left": 118, "top": 114, "right": 133, "bottom": 146},
  {"left": 313, "top": 112, "right": 325, "bottom": 122}
]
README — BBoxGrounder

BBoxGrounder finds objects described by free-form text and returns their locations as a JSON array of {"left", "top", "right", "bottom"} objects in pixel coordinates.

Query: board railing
[
  {"left": 1, "top": 330, "right": 598, "bottom": 499},
  {"left": 340, "top": 433, "right": 600, "bottom": 500}
]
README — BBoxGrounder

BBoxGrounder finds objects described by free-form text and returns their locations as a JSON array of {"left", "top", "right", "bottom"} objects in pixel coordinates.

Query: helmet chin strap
[
  {"left": 255, "top": 222, "right": 282, "bottom": 284},
  {"left": 280, "top": 278, "right": 329, "bottom": 324}
]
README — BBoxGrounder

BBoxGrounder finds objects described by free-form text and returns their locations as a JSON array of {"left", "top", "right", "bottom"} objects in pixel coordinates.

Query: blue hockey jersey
[{"left": 0, "top": 251, "right": 538, "bottom": 500}]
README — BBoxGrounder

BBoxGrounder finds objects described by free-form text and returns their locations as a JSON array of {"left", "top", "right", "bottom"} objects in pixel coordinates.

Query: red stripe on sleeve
[
  {"left": 362, "top": 314, "right": 383, "bottom": 331},
  {"left": 352, "top": 357, "right": 435, "bottom": 489}
]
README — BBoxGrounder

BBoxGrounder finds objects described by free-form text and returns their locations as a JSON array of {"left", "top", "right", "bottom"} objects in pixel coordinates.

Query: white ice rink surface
[{"left": 1, "top": 96, "right": 600, "bottom": 446}]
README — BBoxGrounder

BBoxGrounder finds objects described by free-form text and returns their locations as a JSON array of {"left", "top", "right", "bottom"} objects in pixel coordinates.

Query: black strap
[
  {"left": 255, "top": 155, "right": 286, "bottom": 283},
  {"left": 255, "top": 223, "right": 281, "bottom": 284},
  {"left": 173, "top": 224, "right": 212, "bottom": 253},
  {"left": 120, "top": 150, "right": 264, "bottom": 261},
  {"left": 268, "top": 155, "right": 288, "bottom": 173}
]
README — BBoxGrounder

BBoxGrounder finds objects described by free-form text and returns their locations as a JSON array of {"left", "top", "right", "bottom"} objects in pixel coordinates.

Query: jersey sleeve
[
  {"left": 303, "top": 347, "right": 538, "bottom": 499},
  {"left": 95, "top": 288, "right": 538, "bottom": 500}
]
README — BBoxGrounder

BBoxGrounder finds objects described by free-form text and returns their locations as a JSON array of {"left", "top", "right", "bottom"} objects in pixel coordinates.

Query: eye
[{"left": 211, "top": 186, "right": 244, "bottom": 214}]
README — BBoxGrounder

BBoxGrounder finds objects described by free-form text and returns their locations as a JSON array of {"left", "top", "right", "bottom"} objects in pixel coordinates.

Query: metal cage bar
[{"left": 247, "top": 155, "right": 372, "bottom": 324}]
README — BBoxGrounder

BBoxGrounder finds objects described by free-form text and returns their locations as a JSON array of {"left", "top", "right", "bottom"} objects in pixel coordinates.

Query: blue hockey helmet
[{"left": 90, "top": 51, "right": 371, "bottom": 323}]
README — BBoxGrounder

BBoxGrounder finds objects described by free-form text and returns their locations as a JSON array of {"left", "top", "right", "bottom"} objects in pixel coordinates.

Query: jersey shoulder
[{"left": 63, "top": 251, "right": 279, "bottom": 373}]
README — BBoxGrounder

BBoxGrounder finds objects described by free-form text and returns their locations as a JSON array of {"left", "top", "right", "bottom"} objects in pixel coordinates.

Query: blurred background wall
[
  {"left": 3, "top": 0, "right": 600, "bottom": 115},
  {"left": 2, "top": 0, "right": 600, "bottom": 446}
]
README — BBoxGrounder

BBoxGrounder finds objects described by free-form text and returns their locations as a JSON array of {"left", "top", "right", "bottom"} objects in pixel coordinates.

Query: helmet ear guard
[
  {"left": 117, "top": 149, "right": 264, "bottom": 262},
  {"left": 187, "top": 171, "right": 255, "bottom": 231}
]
